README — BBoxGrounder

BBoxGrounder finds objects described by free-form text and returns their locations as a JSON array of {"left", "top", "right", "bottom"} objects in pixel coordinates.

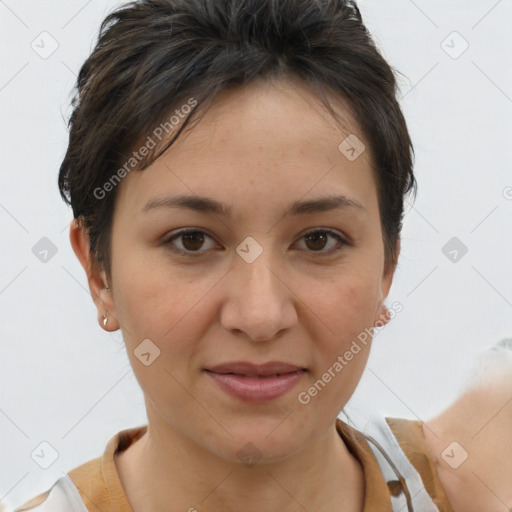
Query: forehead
[
  {"left": 114, "top": 77, "right": 377, "bottom": 221},
  {"left": 172, "top": 77, "right": 366, "bottom": 162}
]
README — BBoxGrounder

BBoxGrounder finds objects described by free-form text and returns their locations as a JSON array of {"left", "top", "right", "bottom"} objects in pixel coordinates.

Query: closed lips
[
  {"left": 204, "top": 361, "right": 307, "bottom": 376},
  {"left": 204, "top": 362, "right": 307, "bottom": 403},
  {"left": 207, "top": 372, "right": 303, "bottom": 378}
]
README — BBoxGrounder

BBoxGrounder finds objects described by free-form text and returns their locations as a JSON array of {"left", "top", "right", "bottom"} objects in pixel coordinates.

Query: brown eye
[
  {"left": 304, "top": 232, "right": 328, "bottom": 251},
  {"left": 164, "top": 228, "right": 347, "bottom": 257},
  {"left": 297, "top": 229, "right": 347, "bottom": 255},
  {"left": 165, "top": 229, "right": 217, "bottom": 255},
  {"left": 181, "top": 231, "right": 205, "bottom": 251}
]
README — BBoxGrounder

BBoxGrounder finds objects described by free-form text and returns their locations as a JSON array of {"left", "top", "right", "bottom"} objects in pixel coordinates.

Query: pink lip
[{"left": 204, "top": 361, "right": 307, "bottom": 403}]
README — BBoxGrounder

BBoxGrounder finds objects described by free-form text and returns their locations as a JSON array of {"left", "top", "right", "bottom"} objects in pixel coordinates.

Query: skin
[
  {"left": 423, "top": 383, "right": 512, "bottom": 512},
  {"left": 70, "top": 76, "right": 398, "bottom": 512}
]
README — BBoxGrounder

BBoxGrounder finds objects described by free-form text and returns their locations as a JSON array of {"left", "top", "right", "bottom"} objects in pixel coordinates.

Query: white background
[{"left": 1, "top": 0, "right": 511, "bottom": 509}]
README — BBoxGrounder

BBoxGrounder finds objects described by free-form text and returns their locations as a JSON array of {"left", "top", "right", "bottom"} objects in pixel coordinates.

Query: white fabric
[
  {"left": 362, "top": 414, "right": 440, "bottom": 512},
  {"left": 13, "top": 475, "right": 88, "bottom": 512}
]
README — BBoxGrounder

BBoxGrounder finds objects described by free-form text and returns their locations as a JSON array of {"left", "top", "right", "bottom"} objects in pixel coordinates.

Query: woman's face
[{"left": 81, "top": 77, "right": 397, "bottom": 462}]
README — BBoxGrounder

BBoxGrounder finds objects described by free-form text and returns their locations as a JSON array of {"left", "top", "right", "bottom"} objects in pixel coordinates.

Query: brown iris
[
  {"left": 181, "top": 231, "right": 205, "bottom": 251},
  {"left": 304, "top": 232, "right": 328, "bottom": 251}
]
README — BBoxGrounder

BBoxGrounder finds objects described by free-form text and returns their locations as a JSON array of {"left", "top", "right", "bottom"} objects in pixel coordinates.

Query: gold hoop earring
[{"left": 103, "top": 314, "right": 108, "bottom": 327}]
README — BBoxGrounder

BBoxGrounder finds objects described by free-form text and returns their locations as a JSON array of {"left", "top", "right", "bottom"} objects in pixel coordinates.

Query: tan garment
[{"left": 16, "top": 417, "right": 455, "bottom": 512}]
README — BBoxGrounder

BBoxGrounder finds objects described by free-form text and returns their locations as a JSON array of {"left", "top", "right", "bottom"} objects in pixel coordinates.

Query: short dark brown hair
[{"left": 58, "top": 0, "right": 416, "bottom": 282}]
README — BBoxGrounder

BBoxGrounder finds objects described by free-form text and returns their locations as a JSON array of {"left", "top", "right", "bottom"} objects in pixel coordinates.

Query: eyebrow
[{"left": 142, "top": 194, "right": 367, "bottom": 217}]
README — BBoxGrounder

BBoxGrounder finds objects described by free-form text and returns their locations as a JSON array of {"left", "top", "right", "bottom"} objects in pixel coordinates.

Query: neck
[{"left": 115, "top": 410, "right": 365, "bottom": 512}]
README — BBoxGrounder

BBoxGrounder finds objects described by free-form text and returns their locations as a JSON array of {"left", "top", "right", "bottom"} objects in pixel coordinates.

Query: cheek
[
  {"left": 306, "top": 271, "right": 381, "bottom": 347},
  {"left": 297, "top": 276, "right": 379, "bottom": 411},
  {"left": 112, "top": 255, "right": 222, "bottom": 358},
  {"left": 112, "top": 270, "right": 208, "bottom": 402}
]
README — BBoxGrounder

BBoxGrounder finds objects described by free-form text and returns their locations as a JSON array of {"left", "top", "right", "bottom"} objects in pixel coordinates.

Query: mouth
[
  {"left": 204, "top": 361, "right": 307, "bottom": 376},
  {"left": 203, "top": 361, "right": 307, "bottom": 403}
]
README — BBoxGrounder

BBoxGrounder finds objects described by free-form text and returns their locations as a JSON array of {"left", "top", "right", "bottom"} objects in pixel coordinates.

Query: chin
[{"left": 210, "top": 423, "right": 308, "bottom": 465}]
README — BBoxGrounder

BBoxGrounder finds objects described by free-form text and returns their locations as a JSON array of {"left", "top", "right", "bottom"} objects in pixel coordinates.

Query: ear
[
  {"left": 69, "top": 218, "right": 119, "bottom": 331},
  {"left": 373, "top": 237, "right": 401, "bottom": 327}
]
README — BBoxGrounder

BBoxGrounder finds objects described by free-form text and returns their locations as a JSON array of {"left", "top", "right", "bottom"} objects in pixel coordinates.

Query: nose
[{"left": 220, "top": 251, "right": 298, "bottom": 342}]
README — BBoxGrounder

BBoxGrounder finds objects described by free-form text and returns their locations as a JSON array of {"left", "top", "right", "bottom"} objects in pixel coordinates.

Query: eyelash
[{"left": 163, "top": 228, "right": 348, "bottom": 257}]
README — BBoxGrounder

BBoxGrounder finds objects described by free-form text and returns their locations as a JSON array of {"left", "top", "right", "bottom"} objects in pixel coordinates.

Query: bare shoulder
[{"left": 422, "top": 340, "right": 512, "bottom": 512}]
